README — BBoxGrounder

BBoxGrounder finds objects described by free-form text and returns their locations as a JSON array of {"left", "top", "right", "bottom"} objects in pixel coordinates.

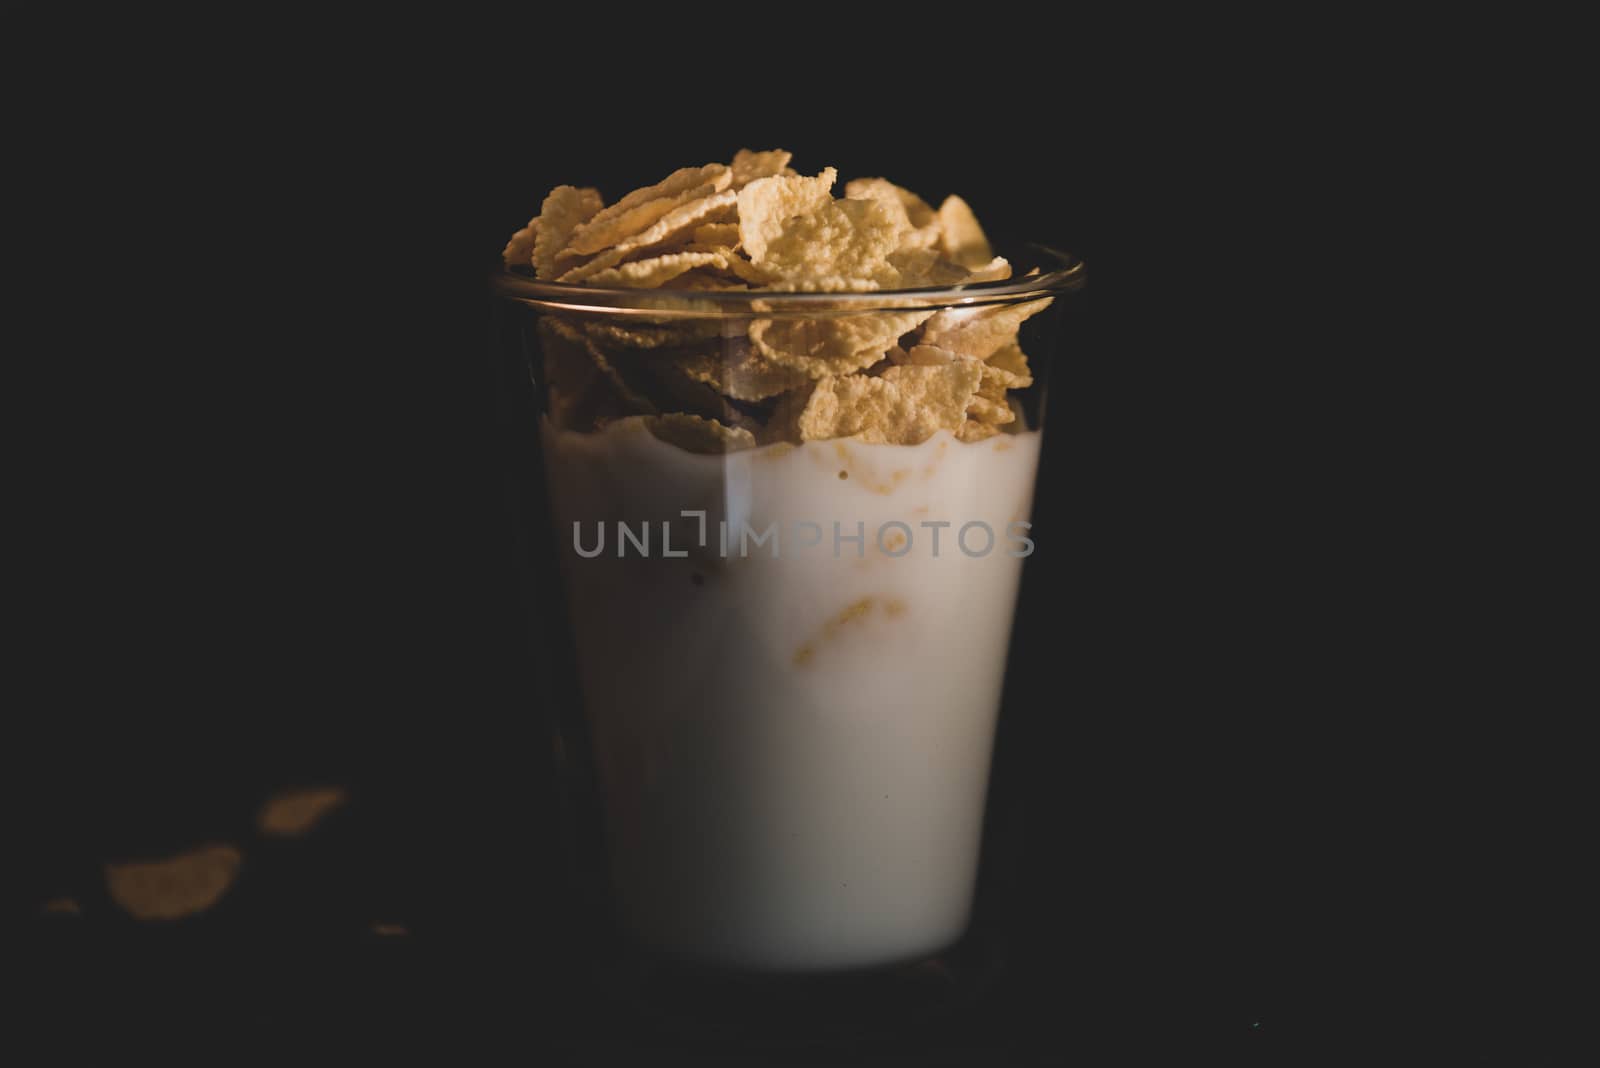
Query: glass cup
[{"left": 490, "top": 247, "right": 1084, "bottom": 1049}]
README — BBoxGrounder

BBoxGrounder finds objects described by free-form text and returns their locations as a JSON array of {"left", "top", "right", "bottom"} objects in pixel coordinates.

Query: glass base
[{"left": 587, "top": 931, "right": 1005, "bottom": 1050}]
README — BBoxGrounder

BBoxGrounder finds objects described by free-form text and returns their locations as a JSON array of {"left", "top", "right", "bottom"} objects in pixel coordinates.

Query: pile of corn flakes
[{"left": 503, "top": 151, "right": 1050, "bottom": 452}]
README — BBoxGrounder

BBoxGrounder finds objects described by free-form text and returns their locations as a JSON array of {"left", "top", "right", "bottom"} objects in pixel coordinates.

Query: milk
[{"left": 543, "top": 418, "right": 1042, "bottom": 971}]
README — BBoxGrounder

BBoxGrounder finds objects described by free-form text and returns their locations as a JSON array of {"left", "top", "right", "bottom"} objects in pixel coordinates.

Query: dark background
[{"left": 16, "top": 20, "right": 1388, "bottom": 1060}]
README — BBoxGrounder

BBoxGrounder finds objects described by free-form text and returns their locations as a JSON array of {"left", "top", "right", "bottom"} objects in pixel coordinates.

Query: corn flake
[
  {"left": 503, "top": 156, "right": 1056, "bottom": 446},
  {"left": 919, "top": 297, "right": 1053, "bottom": 359},
  {"left": 582, "top": 163, "right": 729, "bottom": 233},
  {"left": 581, "top": 318, "right": 721, "bottom": 350},
  {"left": 892, "top": 343, "right": 1017, "bottom": 424},
  {"left": 559, "top": 191, "right": 738, "bottom": 283},
  {"left": 748, "top": 196, "right": 906, "bottom": 291},
  {"left": 643, "top": 412, "right": 757, "bottom": 453},
  {"left": 900, "top": 342, "right": 957, "bottom": 366},
  {"left": 884, "top": 248, "right": 976, "bottom": 288},
  {"left": 543, "top": 317, "right": 657, "bottom": 414},
  {"left": 580, "top": 249, "right": 734, "bottom": 289},
  {"left": 501, "top": 216, "right": 541, "bottom": 268},
  {"left": 956, "top": 419, "right": 1002, "bottom": 442},
  {"left": 532, "top": 186, "right": 604, "bottom": 279},
  {"left": 731, "top": 148, "right": 794, "bottom": 188},
  {"left": 963, "top": 256, "right": 1014, "bottom": 283},
  {"left": 737, "top": 167, "right": 837, "bottom": 263},
  {"left": 937, "top": 194, "right": 993, "bottom": 268},
  {"left": 845, "top": 177, "right": 941, "bottom": 249},
  {"left": 258, "top": 786, "right": 347, "bottom": 838},
  {"left": 630, "top": 358, "right": 764, "bottom": 425},
  {"left": 538, "top": 317, "right": 604, "bottom": 429},
  {"left": 967, "top": 390, "right": 1016, "bottom": 426},
  {"left": 567, "top": 181, "right": 723, "bottom": 256},
  {"left": 663, "top": 268, "right": 748, "bottom": 291},
  {"left": 673, "top": 339, "right": 810, "bottom": 401},
  {"left": 105, "top": 844, "right": 243, "bottom": 921},
  {"left": 750, "top": 308, "right": 933, "bottom": 377},
  {"left": 777, "top": 360, "right": 982, "bottom": 445},
  {"left": 692, "top": 222, "right": 741, "bottom": 247},
  {"left": 985, "top": 340, "right": 1035, "bottom": 387}
]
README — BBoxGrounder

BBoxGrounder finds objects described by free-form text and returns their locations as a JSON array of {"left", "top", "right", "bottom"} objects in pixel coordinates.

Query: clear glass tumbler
[{"left": 490, "top": 247, "right": 1085, "bottom": 1047}]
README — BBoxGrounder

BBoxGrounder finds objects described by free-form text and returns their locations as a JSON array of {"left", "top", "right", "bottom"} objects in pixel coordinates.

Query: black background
[{"left": 16, "top": 18, "right": 1391, "bottom": 1060}]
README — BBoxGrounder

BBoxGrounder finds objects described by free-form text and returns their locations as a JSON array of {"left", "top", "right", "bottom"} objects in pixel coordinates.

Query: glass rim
[{"left": 489, "top": 243, "right": 1083, "bottom": 319}]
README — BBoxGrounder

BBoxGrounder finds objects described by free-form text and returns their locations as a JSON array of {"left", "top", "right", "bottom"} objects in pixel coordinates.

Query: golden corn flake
[
  {"left": 967, "top": 390, "right": 1016, "bottom": 426},
  {"left": 878, "top": 361, "right": 984, "bottom": 411},
  {"left": 674, "top": 241, "right": 741, "bottom": 255},
  {"left": 843, "top": 178, "right": 912, "bottom": 232},
  {"left": 532, "top": 185, "right": 604, "bottom": 279},
  {"left": 721, "top": 254, "right": 771, "bottom": 284},
  {"left": 884, "top": 343, "right": 1014, "bottom": 423},
  {"left": 543, "top": 317, "right": 657, "bottom": 414},
  {"left": 553, "top": 164, "right": 732, "bottom": 270},
  {"left": 781, "top": 360, "right": 982, "bottom": 445},
  {"left": 845, "top": 177, "right": 942, "bottom": 250},
  {"left": 1007, "top": 394, "right": 1028, "bottom": 426},
  {"left": 673, "top": 340, "right": 810, "bottom": 401},
  {"left": 692, "top": 222, "right": 741, "bottom": 247},
  {"left": 749, "top": 308, "right": 933, "bottom": 377},
  {"left": 731, "top": 148, "right": 794, "bottom": 188},
  {"left": 884, "top": 248, "right": 978, "bottom": 288},
  {"left": 956, "top": 418, "right": 1002, "bottom": 442},
  {"left": 105, "top": 844, "right": 243, "bottom": 921},
  {"left": 608, "top": 189, "right": 739, "bottom": 255},
  {"left": 737, "top": 167, "right": 837, "bottom": 263},
  {"left": 964, "top": 256, "right": 1014, "bottom": 283},
  {"left": 985, "top": 340, "right": 1035, "bottom": 387},
  {"left": 538, "top": 317, "right": 603, "bottom": 429},
  {"left": 581, "top": 318, "right": 721, "bottom": 350},
  {"left": 581, "top": 249, "right": 734, "bottom": 289},
  {"left": 576, "top": 342, "right": 657, "bottom": 415},
  {"left": 663, "top": 268, "right": 748, "bottom": 290},
  {"left": 900, "top": 342, "right": 958, "bottom": 366},
  {"left": 501, "top": 216, "right": 541, "bottom": 268},
  {"left": 919, "top": 297, "right": 1053, "bottom": 359},
  {"left": 902, "top": 340, "right": 1031, "bottom": 392},
  {"left": 749, "top": 196, "right": 907, "bottom": 291},
  {"left": 937, "top": 194, "right": 993, "bottom": 269},
  {"left": 559, "top": 190, "right": 738, "bottom": 283},
  {"left": 581, "top": 163, "right": 730, "bottom": 235},
  {"left": 566, "top": 180, "right": 723, "bottom": 256},
  {"left": 257, "top": 786, "right": 348, "bottom": 838},
  {"left": 643, "top": 412, "right": 757, "bottom": 453},
  {"left": 630, "top": 358, "right": 763, "bottom": 426},
  {"left": 503, "top": 156, "right": 1052, "bottom": 448}
]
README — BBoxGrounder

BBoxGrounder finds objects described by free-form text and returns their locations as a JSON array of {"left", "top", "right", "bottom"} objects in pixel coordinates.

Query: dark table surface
[{"left": 24, "top": 764, "right": 1287, "bottom": 1062}]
